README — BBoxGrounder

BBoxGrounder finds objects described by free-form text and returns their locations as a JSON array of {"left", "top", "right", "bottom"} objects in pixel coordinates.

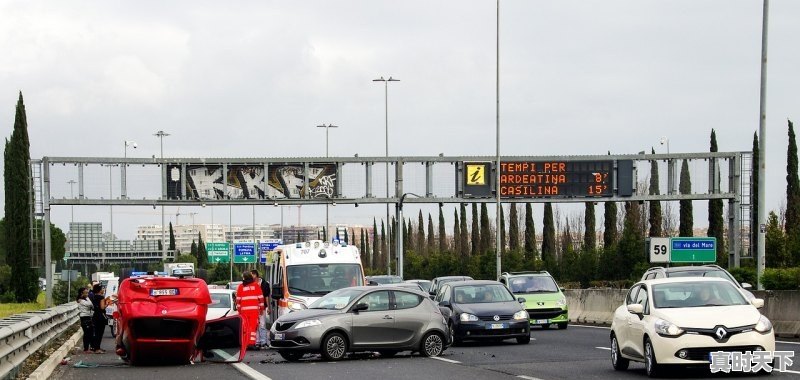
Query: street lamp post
[
  {"left": 154, "top": 131, "right": 170, "bottom": 261},
  {"left": 317, "top": 124, "right": 339, "bottom": 242},
  {"left": 494, "top": 0, "right": 502, "bottom": 279},
  {"left": 373, "top": 76, "right": 400, "bottom": 275}
]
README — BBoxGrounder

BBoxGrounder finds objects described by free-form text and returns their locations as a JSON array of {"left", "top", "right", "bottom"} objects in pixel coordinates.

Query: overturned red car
[{"left": 114, "top": 273, "right": 247, "bottom": 365}]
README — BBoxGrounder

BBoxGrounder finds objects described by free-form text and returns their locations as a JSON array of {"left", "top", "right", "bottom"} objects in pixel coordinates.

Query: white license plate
[
  {"left": 273, "top": 333, "right": 284, "bottom": 340},
  {"left": 488, "top": 323, "right": 506, "bottom": 329},
  {"left": 150, "top": 288, "right": 178, "bottom": 296},
  {"left": 535, "top": 319, "right": 548, "bottom": 324}
]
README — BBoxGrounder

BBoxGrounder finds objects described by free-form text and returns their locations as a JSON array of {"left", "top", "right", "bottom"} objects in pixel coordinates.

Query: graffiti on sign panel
[
  {"left": 227, "top": 166, "right": 266, "bottom": 199},
  {"left": 186, "top": 165, "right": 224, "bottom": 200},
  {"left": 267, "top": 164, "right": 336, "bottom": 199}
]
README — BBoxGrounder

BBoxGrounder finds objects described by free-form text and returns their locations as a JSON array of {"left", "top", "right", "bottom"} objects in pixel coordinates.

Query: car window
[
  {"left": 394, "top": 291, "right": 423, "bottom": 310},
  {"left": 653, "top": 281, "right": 748, "bottom": 308},
  {"left": 626, "top": 285, "right": 641, "bottom": 305},
  {"left": 508, "top": 275, "right": 558, "bottom": 293},
  {"left": 634, "top": 285, "right": 649, "bottom": 314},
  {"left": 359, "top": 290, "right": 390, "bottom": 312},
  {"left": 668, "top": 269, "right": 738, "bottom": 286},
  {"left": 453, "top": 284, "right": 515, "bottom": 304},
  {"left": 209, "top": 293, "right": 231, "bottom": 309},
  {"left": 436, "top": 285, "right": 449, "bottom": 303},
  {"left": 310, "top": 288, "right": 364, "bottom": 310}
]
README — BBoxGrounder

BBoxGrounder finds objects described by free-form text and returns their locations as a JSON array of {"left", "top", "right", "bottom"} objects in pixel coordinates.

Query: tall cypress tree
[
  {"left": 524, "top": 203, "right": 537, "bottom": 261},
  {"left": 541, "top": 203, "right": 556, "bottom": 267},
  {"left": 322, "top": 227, "right": 327, "bottom": 241},
  {"left": 751, "top": 132, "right": 759, "bottom": 257},
  {"left": 649, "top": 148, "right": 663, "bottom": 237},
  {"left": 427, "top": 213, "right": 436, "bottom": 254},
  {"left": 479, "top": 203, "right": 491, "bottom": 253},
  {"left": 460, "top": 203, "right": 469, "bottom": 256},
  {"left": 584, "top": 202, "right": 596, "bottom": 250},
  {"left": 786, "top": 120, "right": 800, "bottom": 265},
  {"left": 4, "top": 92, "right": 38, "bottom": 301},
  {"left": 372, "top": 218, "right": 379, "bottom": 270},
  {"left": 603, "top": 202, "right": 618, "bottom": 249},
  {"left": 509, "top": 204, "right": 520, "bottom": 252},
  {"left": 471, "top": 203, "right": 480, "bottom": 256},
  {"left": 197, "top": 232, "right": 208, "bottom": 268},
  {"left": 618, "top": 201, "right": 645, "bottom": 280},
  {"left": 380, "top": 220, "right": 387, "bottom": 272},
  {"left": 403, "top": 218, "right": 410, "bottom": 251},
  {"left": 190, "top": 240, "right": 198, "bottom": 257},
  {"left": 438, "top": 207, "right": 447, "bottom": 253},
  {"left": 453, "top": 208, "right": 461, "bottom": 254},
  {"left": 365, "top": 227, "right": 372, "bottom": 270},
  {"left": 169, "top": 222, "right": 176, "bottom": 251},
  {"left": 679, "top": 159, "right": 694, "bottom": 237},
  {"left": 417, "top": 211, "right": 426, "bottom": 256},
  {"left": 707, "top": 129, "right": 726, "bottom": 265}
]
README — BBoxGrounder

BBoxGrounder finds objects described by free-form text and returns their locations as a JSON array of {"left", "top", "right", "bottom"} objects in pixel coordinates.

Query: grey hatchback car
[{"left": 269, "top": 286, "right": 450, "bottom": 361}]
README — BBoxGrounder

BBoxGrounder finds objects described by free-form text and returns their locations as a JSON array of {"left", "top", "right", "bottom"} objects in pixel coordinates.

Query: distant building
[{"left": 66, "top": 222, "right": 173, "bottom": 265}]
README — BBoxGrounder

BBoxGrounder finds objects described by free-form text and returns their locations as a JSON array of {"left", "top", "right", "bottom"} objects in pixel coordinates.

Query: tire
[
  {"left": 557, "top": 323, "right": 568, "bottom": 330},
  {"left": 278, "top": 350, "right": 304, "bottom": 362},
  {"left": 110, "top": 321, "right": 117, "bottom": 338},
  {"left": 378, "top": 350, "right": 399, "bottom": 357},
  {"left": 321, "top": 332, "right": 348, "bottom": 361},
  {"left": 516, "top": 335, "right": 531, "bottom": 344},
  {"left": 610, "top": 334, "right": 629, "bottom": 371},
  {"left": 644, "top": 338, "right": 661, "bottom": 378},
  {"left": 541, "top": 323, "right": 551, "bottom": 329},
  {"left": 448, "top": 323, "right": 462, "bottom": 346},
  {"left": 419, "top": 332, "right": 445, "bottom": 357}
]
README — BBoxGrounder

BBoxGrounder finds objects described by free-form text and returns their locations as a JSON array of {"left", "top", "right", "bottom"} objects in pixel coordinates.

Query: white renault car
[{"left": 610, "top": 277, "right": 775, "bottom": 377}]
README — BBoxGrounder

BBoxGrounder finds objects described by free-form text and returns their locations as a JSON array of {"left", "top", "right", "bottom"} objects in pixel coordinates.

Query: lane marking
[
  {"left": 777, "top": 340, "right": 800, "bottom": 346},
  {"left": 517, "top": 376, "right": 546, "bottom": 380},
  {"left": 595, "top": 347, "right": 611, "bottom": 351},
  {"left": 570, "top": 324, "right": 610, "bottom": 330},
  {"left": 430, "top": 356, "right": 461, "bottom": 364},
  {"left": 778, "top": 369, "right": 800, "bottom": 375},
  {"left": 231, "top": 362, "right": 273, "bottom": 380}
]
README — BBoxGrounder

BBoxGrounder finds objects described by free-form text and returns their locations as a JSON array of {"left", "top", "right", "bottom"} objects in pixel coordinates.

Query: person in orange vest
[{"left": 236, "top": 272, "right": 264, "bottom": 348}]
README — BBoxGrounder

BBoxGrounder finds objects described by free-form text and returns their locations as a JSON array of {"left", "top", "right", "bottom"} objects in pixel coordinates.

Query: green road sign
[
  {"left": 670, "top": 237, "right": 716, "bottom": 263},
  {"left": 206, "top": 242, "right": 230, "bottom": 264}
]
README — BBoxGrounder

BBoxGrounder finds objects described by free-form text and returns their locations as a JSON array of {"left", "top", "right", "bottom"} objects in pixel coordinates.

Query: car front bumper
[
  {"left": 526, "top": 307, "right": 568, "bottom": 325},
  {"left": 268, "top": 324, "right": 325, "bottom": 352},
  {"left": 653, "top": 330, "right": 775, "bottom": 365},
  {"left": 454, "top": 320, "right": 530, "bottom": 340}
]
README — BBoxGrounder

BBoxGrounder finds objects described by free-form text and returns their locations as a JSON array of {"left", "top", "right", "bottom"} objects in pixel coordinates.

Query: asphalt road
[{"left": 52, "top": 324, "right": 800, "bottom": 380}]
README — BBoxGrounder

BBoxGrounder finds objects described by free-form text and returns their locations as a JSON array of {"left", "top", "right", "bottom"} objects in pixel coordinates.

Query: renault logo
[
  {"left": 493, "top": 315, "right": 500, "bottom": 321},
  {"left": 715, "top": 327, "right": 727, "bottom": 340}
]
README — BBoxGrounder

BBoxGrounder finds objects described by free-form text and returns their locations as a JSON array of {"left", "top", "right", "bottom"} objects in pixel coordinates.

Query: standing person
[
  {"left": 236, "top": 272, "right": 264, "bottom": 349},
  {"left": 76, "top": 287, "right": 94, "bottom": 353},
  {"left": 90, "top": 283, "right": 110, "bottom": 353},
  {"left": 250, "top": 270, "right": 271, "bottom": 348}
]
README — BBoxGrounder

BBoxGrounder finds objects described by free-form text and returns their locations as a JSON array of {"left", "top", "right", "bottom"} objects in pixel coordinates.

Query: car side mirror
[
  {"left": 271, "top": 285, "right": 283, "bottom": 300},
  {"left": 438, "top": 300, "right": 451, "bottom": 308},
  {"left": 517, "top": 297, "right": 526, "bottom": 304},
  {"left": 367, "top": 280, "right": 379, "bottom": 286},
  {"left": 351, "top": 302, "right": 369, "bottom": 313},
  {"left": 741, "top": 283, "right": 753, "bottom": 290},
  {"left": 751, "top": 298, "right": 764, "bottom": 309},
  {"left": 626, "top": 304, "right": 644, "bottom": 315},
  {"left": 559, "top": 287, "right": 565, "bottom": 292}
]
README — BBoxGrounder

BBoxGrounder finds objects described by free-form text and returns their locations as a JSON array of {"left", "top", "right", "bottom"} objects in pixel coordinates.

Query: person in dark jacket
[
  {"left": 90, "top": 283, "right": 110, "bottom": 353},
  {"left": 250, "top": 270, "right": 270, "bottom": 348}
]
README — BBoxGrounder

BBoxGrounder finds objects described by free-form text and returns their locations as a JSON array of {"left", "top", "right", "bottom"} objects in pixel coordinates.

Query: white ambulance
[{"left": 268, "top": 240, "right": 365, "bottom": 321}]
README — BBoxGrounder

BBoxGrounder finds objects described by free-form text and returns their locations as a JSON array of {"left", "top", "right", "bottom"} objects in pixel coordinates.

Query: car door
[
  {"left": 391, "top": 291, "right": 427, "bottom": 346},
  {"left": 351, "top": 290, "right": 395, "bottom": 347},
  {"left": 617, "top": 285, "right": 639, "bottom": 355},
  {"left": 627, "top": 285, "right": 649, "bottom": 359}
]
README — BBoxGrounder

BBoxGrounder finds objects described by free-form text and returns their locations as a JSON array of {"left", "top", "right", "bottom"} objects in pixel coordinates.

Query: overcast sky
[{"left": 1, "top": 1, "right": 798, "bottom": 241}]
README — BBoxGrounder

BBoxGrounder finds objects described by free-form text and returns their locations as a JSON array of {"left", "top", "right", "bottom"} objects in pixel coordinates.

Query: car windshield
[
  {"left": 507, "top": 276, "right": 559, "bottom": 293},
  {"left": 411, "top": 281, "right": 432, "bottom": 291},
  {"left": 309, "top": 288, "right": 364, "bottom": 310},
  {"left": 209, "top": 293, "right": 231, "bottom": 309},
  {"left": 453, "top": 284, "right": 515, "bottom": 304},
  {"left": 652, "top": 281, "right": 749, "bottom": 308},
  {"left": 287, "top": 264, "right": 364, "bottom": 296},
  {"left": 667, "top": 269, "right": 737, "bottom": 285}
]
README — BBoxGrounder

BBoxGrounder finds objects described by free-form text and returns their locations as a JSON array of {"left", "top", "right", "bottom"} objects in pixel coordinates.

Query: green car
[{"left": 499, "top": 271, "right": 568, "bottom": 330}]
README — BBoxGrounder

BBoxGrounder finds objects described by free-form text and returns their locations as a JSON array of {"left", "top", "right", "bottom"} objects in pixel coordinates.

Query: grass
[{"left": 0, "top": 292, "right": 46, "bottom": 319}]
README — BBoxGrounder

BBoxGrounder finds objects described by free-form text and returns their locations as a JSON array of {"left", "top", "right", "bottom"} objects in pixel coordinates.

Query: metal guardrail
[{"left": 0, "top": 303, "right": 78, "bottom": 380}]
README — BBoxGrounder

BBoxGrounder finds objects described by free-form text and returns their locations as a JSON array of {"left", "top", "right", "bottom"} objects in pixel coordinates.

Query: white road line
[
  {"left": 430, "top": 356, "right": 461, "bottom": 364},
  {"left": 517, "top": 375, "right": 546, "bottom": 380},
  {"left": 231, "top": 362, "right": 273, "bottom": 380},
  {"left": 570, "top": 324, "right": 610, "bottom": 330},
  {"left": 778, "top": 369, "right": 800, "bottom": 375},
  {"left": 777, "top": 340, "right": 800, "bottom": 346},
  {"left": 595, "top": 347, "right": 611, "bottom": 351}
]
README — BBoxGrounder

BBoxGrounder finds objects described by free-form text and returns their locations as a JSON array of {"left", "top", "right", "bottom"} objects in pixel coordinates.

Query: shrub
[
  {"left": 761, "top": 267, "right": 800, "bottom": 290},
  {"left": 728, "top": 267, "right": 757, "bottom": 286}
]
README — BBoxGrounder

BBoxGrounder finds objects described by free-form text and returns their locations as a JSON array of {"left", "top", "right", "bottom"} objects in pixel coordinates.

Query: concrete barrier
[{"left": 565, "top": 289, "right": 800, "bottom": 337}]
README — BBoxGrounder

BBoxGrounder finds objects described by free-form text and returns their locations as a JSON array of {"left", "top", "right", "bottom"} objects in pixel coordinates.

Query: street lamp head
[
  {"left": 659, "top": 137, "right": 668, "bottom": 145},
  {"left": 372, "top": 76, "right": 385, "bottom": 82}
]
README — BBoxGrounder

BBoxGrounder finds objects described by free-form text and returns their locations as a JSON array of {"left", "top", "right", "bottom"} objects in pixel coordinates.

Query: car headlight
[
  {"left": 295, "top": 319, "right": 322, "bottom": 329},
  {"left": 288, "top": 301, "right": 307, "bottom": 311},
  {"left": 513, "top": 310, "right": 529, "bottom": 320},
  {"left": 654, "top": 318, "right": 684, "bottom": 337},
  {"left": 460, "top": 313, "right": 479, "bottom": 322},
  {"left": 556, "top": 297, "right": 567, "bottom": 307},
  {"left": 755, "top": 315, "right": 772, "bottom": 333}
]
